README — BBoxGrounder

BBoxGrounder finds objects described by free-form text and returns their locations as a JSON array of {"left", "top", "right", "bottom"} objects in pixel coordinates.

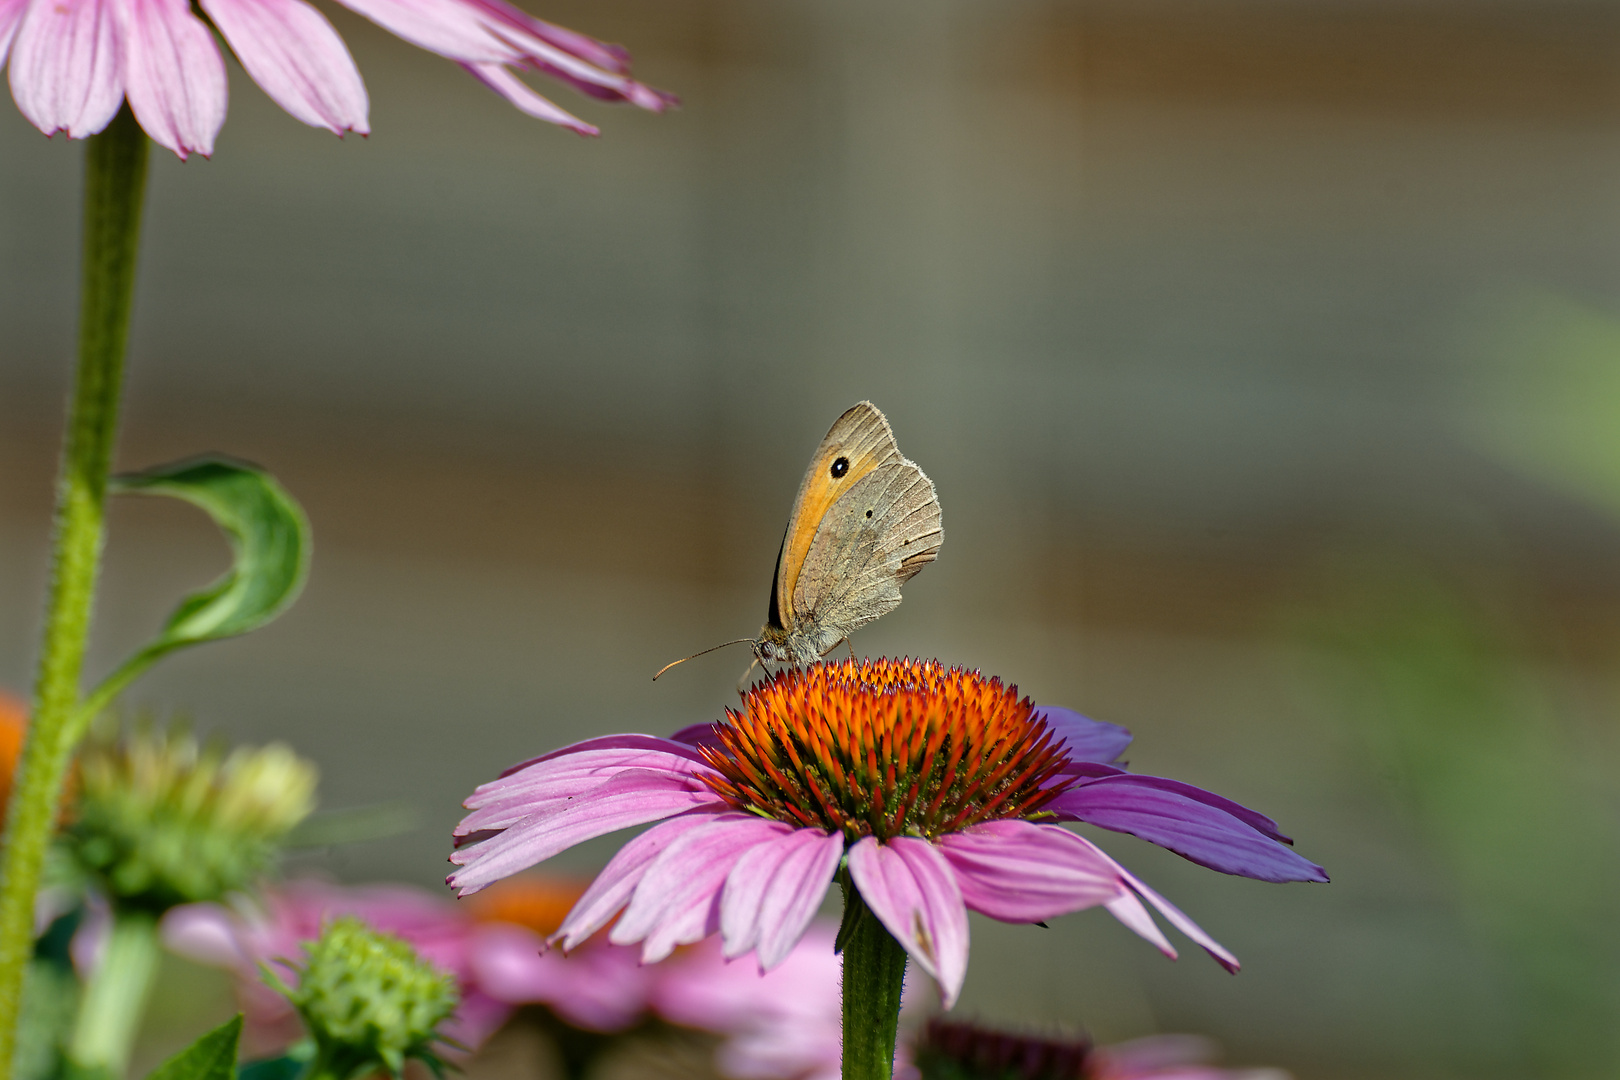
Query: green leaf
[
  {"left": 144, "top": 1015, "right": 242, "bottom": 1080},
  {"left": 73, "top": 456, "right": 311, "bottom": 729}
]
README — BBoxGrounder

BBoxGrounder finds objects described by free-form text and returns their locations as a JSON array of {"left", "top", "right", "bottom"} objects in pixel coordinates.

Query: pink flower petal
[
  {"left": 447, "top": 769, "right": 724, "bottom": 895},
  {"left": 457, "top": 747, "right": 710, "bottom": 835},
  {"left": 846, "top": 836, "right": 969, "bottom": 1008},
  {"left": 719, "top": 827, "right": 844, "bottom": 970},
  {"left": 200, "top": 0, "right": 367, "bottom": 134},
  {"left": 1068, "top": 832, "right": 1240, "bottom": 973},
  {"left": 468, "top": 923, "right": 653, "bottom": 1031},
  {"left": 331, "top": 0, "right": 515, "bottom": 64},
  {"left": 611, "top": 813, "right": 792, "bottom": 963},
  {"left": 500, "top": 734, "right": 708, "bottom": 778},
  {"left": 1103, "top": 889, "right": 1177, "bottom": 961},
  {"left": 461, "top": 61, "right": 594, "bottom": 135},
  {"left": 0, "top": 0, "right": 31, "bottom": 65},
  {"left": 551, "top": 811, "right": 722, "bottom": 950},
  {"left": 120, "top": 0, "right": 226, "bottom": 159},
  {"left": 8, "top": 0, "right": 124, "bottom": 139},
  {"left": 936, "top": 820, "right": 1124, "bottom": 923}
]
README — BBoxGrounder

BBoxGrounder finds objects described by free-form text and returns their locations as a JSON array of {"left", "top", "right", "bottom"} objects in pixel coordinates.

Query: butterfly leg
[{"left": 846, "top": 639, "right": 857, "bottom": 661}]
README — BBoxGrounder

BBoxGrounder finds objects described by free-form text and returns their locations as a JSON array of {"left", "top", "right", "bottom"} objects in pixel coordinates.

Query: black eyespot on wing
[
  {"left": 830, "top": 457, "right": 849, "bottom": 479},
  {"left": 865, "top": 509, "right": 874, "bottom": 518}
]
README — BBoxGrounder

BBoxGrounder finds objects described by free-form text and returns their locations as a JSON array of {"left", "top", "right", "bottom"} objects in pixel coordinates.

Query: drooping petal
[
  {"left": 8, "top": 0, "right": 123, "bottom": 139},
  {"left": 846, "top": 836, "right": 969, "bottom": 1008},
  {"left": 460, "top": 61, "right": 594, "bottom": 135},
  {"left": 459, "top": 746, "right": 713, "bottom": 835},
  {"left": 720, "top": 827, "right": 844, "bottom": 970},
  {"left": 1103, "top": 889, "right": 1178, "bottom": 961},
  {"left": 160, "top": 903, "right": 252, "bottom": 968},
  {"left": 1049, "top": 775, "right": 1327, "bottom": 883},
  {"left": 447, "top": 769, "right": 723, "bottom": 895},
  {"left": 120, "top": 0, "right": 226, "bottom": 159},
  {"left": 551, "top": 810, "right": 721, "bottom": 950},
  {"left": 937, "top": 820, "right": 1124, "bottom": 923},
  {"left": 1067, "top": 832, "right": 1240, "bottom": 973},
  {"left": 329, "top": 0, "right": 512, "bottom": 63},
  {"left": 611, "top": 814, "right": 791, "bottom": 963},
  {"left": 201, "top": 0, "right": 368, "bottom": 135},
  {"left": 1037, "top": 706, "right": 1133, "bottom": 765},
  {"left": 0, "top": 0, "right": 31, "bottom": 65}
]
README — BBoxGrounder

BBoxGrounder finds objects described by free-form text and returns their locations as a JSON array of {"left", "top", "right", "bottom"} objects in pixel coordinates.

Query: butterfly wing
[
  {"left": 790, "top": 461, "right": 942, "bottom": 653},
  {"left": 770, "top": 402, "right": 904, "bottom": 634}
]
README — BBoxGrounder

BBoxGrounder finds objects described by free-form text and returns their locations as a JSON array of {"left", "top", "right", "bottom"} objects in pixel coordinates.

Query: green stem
[
  {"left": 67, "top": 909, "right": 161, "bottom": 1078},
  {"left": 0, "top": 105, "right": 149, "bottom": 1080},
  {"left": 841, "top": 883, "right": 908, "bottom": 1080}
]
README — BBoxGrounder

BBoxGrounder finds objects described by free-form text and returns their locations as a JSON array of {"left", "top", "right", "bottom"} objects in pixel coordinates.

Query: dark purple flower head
[{"left": 449, "top": 659, "right": 1326, "bottom": 1007}]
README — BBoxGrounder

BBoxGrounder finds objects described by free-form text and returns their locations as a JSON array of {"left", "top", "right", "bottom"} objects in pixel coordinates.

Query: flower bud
[
  {"left": 270, "top": 916, "right": 459, "bottom": 1078},
  {"left": 66, "top": 722, "right": 317, "bottom": 912}
]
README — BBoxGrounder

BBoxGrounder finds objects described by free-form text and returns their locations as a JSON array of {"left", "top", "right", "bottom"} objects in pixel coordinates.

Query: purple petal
[
  {"left": 458, "top": 747, "right": 711, "bottom": 836},
  {"left": 201, "top": 0, "right": 367, "bottom": 134},
  {"left": 461, "top": 61, "right": 594, "bottom": 135},
  {"left": 499, "top": 734, "right": 708, "bottom": 778},
  {"left": 846, "top": 836, "right": 969, "bottom": 1008},
  {"left": 612, "top": 814, "right": 791, "bottom": 963},
  {"left": 551, "top": 811, "right": 721, "bottom": 950},
  {"left": 669, "top": 722, "right": 724, "bottom": 749},
  {"left": 0, "top": 0, "right": 30, "bottom": 65},
  {"left": 120, "top": 0, "right": 226, "bottom": 159},
  {"left": 1048, "top": 775, "right": 1327, "bottom": 883},
  {"left": 1036, "top": 706, "right": 1133, "bottom": 765},
  {"left": 447, "top": 770, "right": 723, "bottom": 895},
  {"left": 468, "top": 923, "right": 652, "bottom": 1031},
  {"left": 8, "top": 0, "right": 123, "bottom": 139},
  {"left": 937, "top": 820, "right": 1123, "bottom": 923},
  {"left": 719, "top": 827, "right": 844, "bottom": 970}
]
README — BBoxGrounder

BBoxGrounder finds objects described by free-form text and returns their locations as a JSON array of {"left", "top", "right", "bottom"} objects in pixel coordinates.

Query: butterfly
[
  {"left": 751, "top": 401, "right": 943, "bottom": 665},
  {"left": 654, "top": 402, "right": 942, "bottom": 679}
]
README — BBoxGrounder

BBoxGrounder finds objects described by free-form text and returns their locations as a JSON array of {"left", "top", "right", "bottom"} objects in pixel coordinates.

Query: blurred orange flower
[{"left": 0, "top": 691, "right": 28, "bottom": 825}]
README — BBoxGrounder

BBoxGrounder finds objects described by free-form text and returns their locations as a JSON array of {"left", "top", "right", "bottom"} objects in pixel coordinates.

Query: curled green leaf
[{"left": 73, "top": 456, "right": 311, "bottom": 732}]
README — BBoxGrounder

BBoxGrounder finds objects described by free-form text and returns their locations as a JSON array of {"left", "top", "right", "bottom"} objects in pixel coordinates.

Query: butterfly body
[{"left": 754, "top": 402, "right": 942, "bottom": 665}]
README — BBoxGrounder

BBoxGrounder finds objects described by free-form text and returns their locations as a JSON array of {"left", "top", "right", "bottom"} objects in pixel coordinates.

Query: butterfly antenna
[
  {"left": 735, "top": 655, "right": 762, "bottom": 693},
  {"left": 653, "top": 639, "right": 754, "bottom": 681}
]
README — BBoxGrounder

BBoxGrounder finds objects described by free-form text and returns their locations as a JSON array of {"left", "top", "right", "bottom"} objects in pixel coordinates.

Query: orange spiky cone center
[{"left": 698, "top": 659, "right": 1073, "bottom": 841}]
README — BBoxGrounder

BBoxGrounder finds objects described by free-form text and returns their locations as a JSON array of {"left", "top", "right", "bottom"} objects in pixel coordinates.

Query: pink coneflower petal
[
  {"left": 120, "top": 0, "right": 225, "bottom": 158},
  {"left": 1074, "top": 834, "right": 1240, "bottom": 973},
  {"left": 936, "top": 820, "right": 1124, "bottom": 923},
  {"left": 467, "top": 922, "right": 651, "bottom": 1031},
  {"left": 719, "top": 826, "right": 844, "bottom": 971},
  {"left": 458, "top": 746, "right": 710, "bottom": 835},
  {"left": 551, "top": 810, "right": 721, "bottom": 949},
  {"left": 610, "top": 813, "right": 792, "bottom": 963},
  {"left": 0, "top": 0, "right": 30, "bottom": 64},
  {"left": 330, "top": 0, "right": 509, "bottom": 62},
  {"left": 8, "top": 0, "right": 123, "bottom": 139},
  {"left": 846, "top": 836, "right": 970, "bottom": 1008},
  {"left": 1104, "top": 889, "right": 1179, "bottom": 960},
  {"left": 201, "top": 0, "right": 367, "bottom": 134},
  {"left": 461, "top": 60, "right": 594, "bottom": 135},
  {"left": 448, "top": 769, "right": 722, "bottom": 895}
]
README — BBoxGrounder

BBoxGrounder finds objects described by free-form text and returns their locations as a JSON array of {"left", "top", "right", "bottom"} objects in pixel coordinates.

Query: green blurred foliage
[{"left": 1293, "top": 559, "right": 1620, "bottom": 1078}]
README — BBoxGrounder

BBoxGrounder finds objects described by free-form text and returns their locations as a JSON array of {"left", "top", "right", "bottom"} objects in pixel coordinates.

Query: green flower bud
[
  {"left": 270, "top": 917, "right": 459, "bottom": 1080},
  {"left": 66, "top": 721, "right": 317, "bottom": 912}
]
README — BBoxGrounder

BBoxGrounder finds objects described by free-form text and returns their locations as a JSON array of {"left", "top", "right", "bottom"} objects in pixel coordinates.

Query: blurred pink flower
[
  {"left": 164, "top": 875, "right": 880, "bottom": 1079},
  {"left": 163, "top": 879, "right": 515, "bottom": 1058},
  {"left": 0, "top": 0, "right": 675, "bottom": 159},
  {"left": 917, "top": 1022, "right": 1288, "bottom": 1080},
  {"left": 1086, "top": 1036, "right": 1288, "bottom": 1080}
]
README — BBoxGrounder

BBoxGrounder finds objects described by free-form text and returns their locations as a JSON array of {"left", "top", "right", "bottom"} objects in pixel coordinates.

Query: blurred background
[{"left": 4, "top": 0, "right": 1620, "bottom": 1076}]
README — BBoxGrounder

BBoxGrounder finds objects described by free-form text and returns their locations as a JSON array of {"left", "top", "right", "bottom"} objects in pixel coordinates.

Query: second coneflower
[{"left": 449, "top": 659, "right": 1326, "bottom": 1080}]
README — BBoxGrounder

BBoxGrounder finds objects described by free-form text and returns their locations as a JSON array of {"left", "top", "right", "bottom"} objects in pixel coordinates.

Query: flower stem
[
  {"left": 0, "top": 104, "right": 149, "bottom": 1080},
  {"left": 841, "top": 883, "right": 908, "bottom": 1080},
  {"left": 67, "top": 909, "right": 162, "bottom": 1078}
]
